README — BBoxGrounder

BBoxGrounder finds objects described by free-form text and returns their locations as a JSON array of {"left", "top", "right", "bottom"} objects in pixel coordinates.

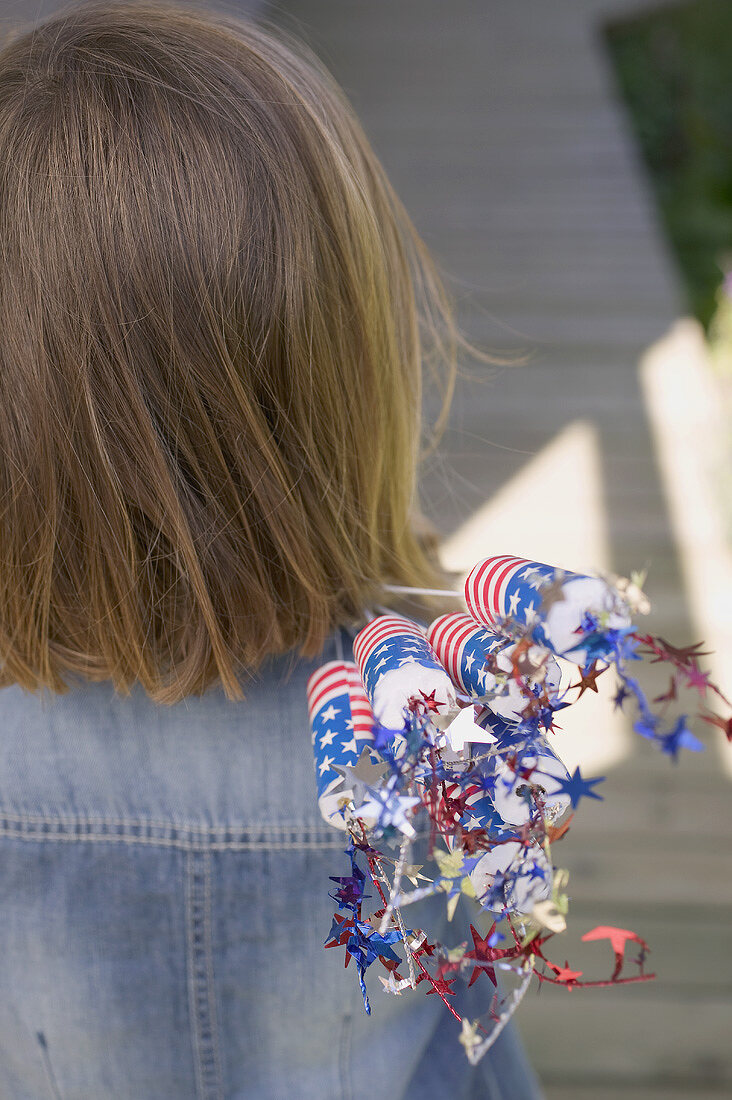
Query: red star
[
  {"left": 652, "top": 675, "right": 678, "bottom": 704},
  {"left": 636, "top": 635, "right": 712, "bottom": 667},
  {"left": 699, "top": 710, "right": 732, "bottom": 743},
  {"left": 504, "top": 753, "right": 539, "bottom": 782},
  {"left": 569, "top": 660, "right": 608, "bottom": 698},
  {"left": 684, "top": 660, "right": 714, "bottom": 696},
  {"left": 417, "top": 688, "right": 443, "bottom": 714},
  {"left": 435, "top": 956, "right": 462, "bottom": 981},
  {"left": 324, "top": 914, "right": 353, "bottom": 949},
  {"left": 548, "top": 960, "right": 583, "bottom": 986},
  {"left": 581, "top": 925, "right": 648, "bottom": 981},
  {"left": 658, "top": 637, "right": 713, "bottom": 665},
  {"left": 424, "top": 977, "right": 457, "bottom": 997},
  {"left": 459, "top": 827, "right": 491, "bottom": 854},
  {"left": 464, "top": 924, "right": 502, "bottom": 988},
  {"left": 440, "top": 783, "right": 472, "bottom": 824}
]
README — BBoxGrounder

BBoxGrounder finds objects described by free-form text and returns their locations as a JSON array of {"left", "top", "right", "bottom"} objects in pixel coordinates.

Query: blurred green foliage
[{"left": 605, "top": 0, "right": 732, "bottom": 330}]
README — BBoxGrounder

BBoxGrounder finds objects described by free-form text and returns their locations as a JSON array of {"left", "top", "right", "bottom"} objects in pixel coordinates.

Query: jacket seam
[
  {"left": 186, "top": 849, "right": 205, "bottom": 1100},
  {"left": 203, "top": 848, "right": 224, "bottom": 1091},
  {"left": 0, "top": 827, "right": 348, "bottom": 851},
  {"left": 186, "top": 849, "right": 224, "bottom": 1100},
  {"left": 0, "top": 812, "right": 431, "bottom": 850},
  {"left": 0, "top": 808, "right": 330, "bottom": 832}
]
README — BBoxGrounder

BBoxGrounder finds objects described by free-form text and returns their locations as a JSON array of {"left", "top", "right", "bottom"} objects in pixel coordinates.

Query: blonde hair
[{"left": 0, "top": 0, "right": 500, "bottom": 703}]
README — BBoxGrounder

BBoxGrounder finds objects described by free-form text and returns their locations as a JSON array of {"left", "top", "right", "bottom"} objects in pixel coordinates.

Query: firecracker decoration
[{"left": 307, "top": 555, "right": 732, "bottom": 1065}]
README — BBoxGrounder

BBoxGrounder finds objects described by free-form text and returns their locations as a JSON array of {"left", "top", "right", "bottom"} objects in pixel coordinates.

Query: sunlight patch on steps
[{"left": 640, "top": 318, "right": 732, "bottom": 777}]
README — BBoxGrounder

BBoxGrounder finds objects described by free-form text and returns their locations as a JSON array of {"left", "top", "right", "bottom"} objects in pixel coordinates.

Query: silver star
[
  {"left": 402, "top": 863, "right": 431, "bottom": 887},
  {"left": 379, "top": 972, "right": 412, "bottom": 995},
  {"left": 459, "top": 1017, "right": 483, "bottom": 1057},
  {"left": 355, "top": 781, "right": 420, "bottom": 838},
  {"left": 332, "top": 745, "right": 389, "bottom": 805}
]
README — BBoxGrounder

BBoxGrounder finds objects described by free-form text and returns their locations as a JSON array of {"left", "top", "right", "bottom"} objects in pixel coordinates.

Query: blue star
[
  {"left": 633, "top": 715, "right": 659, "bottom": 741},
  {"left": 351, "top": 922, "right": 405, "bottom": 966},
  {"left": 480, "top": 869, "right": 511, "bottom": 911},
  {"left": 328, "top": 870, "right": 370, "bottom": 909},
  {"left": 514, "top": 716, "right": 542, "bottom": 742},
  {"left": 324, "top": 914, "right": 350, "bottom": 946},
  {"left": 356, "top": 780, "right": 421, "bottom": 837},
  {"left": 471, "top": 770, "right": 499, "bottom": 797},
  {"left": 610, "top": 627, "right": 643, "bottom": 662},
  {"left": 579, "top": 611, "right": 599, "bottom": 634},
  {"left": 659, "top": 715, "right": 704, "bottom": 761},
  {"left": 555, "top": 766, "right": 605, "bottom": 809},
  {"left": 371, "top": 721, "right": 404, "bottom": 760},
  {"left": 346, "top": 928, "right": 380, "bottom": 970},
  {"left": 565, "top": 631, "right": 614, "bottom": 662},
  {"left": 527, "top": 861, "right": 546, "bottom": 881},
  {"left": 613, "top": 683, "right": 631, "bottom": 711}
]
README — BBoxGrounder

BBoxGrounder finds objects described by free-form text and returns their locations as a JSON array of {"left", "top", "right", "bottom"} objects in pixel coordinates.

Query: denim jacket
[{"left": 0, "top": 626, "right": 544, "bottom": 1100}]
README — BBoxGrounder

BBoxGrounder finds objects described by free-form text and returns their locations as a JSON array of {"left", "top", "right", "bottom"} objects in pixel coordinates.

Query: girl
[{"left": 0, "top": 1, "right": 544, "bottom": 1096}]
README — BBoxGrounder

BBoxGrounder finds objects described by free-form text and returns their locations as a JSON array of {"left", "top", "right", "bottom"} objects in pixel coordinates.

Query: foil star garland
[{"left": 308, "top": 556, "right": 731, "bottom": 1063}]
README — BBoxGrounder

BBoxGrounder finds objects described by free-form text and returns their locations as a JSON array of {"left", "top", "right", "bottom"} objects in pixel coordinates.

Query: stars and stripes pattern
[
  {"left": 346, "top": 663, "right": 376, "bottom": 739},
  {"left": 426, "top": 612, "right": 506, "bottom": 698},
  {"left": 475, "top": 704, "right": 521, "bottom": 743},
  {"left": 464, "top": 555, "right": 561, "bottom": 630},
  {"left": 306, "top": 660, "right": 376, "bottom": 802},
  {"left": 475, "top": 706, "right": 572, "bottom": 819},
  {"left": 442, "top": 777, "right": 506, "bottom": 835},
  {"left": 352, "top": 614, "right": 446, "bottom": 709}
]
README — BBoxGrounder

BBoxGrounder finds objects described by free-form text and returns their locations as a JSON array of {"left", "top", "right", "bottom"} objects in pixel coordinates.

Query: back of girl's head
[{"left": 0, "top": 0, "right": 489, "bottom": 703}]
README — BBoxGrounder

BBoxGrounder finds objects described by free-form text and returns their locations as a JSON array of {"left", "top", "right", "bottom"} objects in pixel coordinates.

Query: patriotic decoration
[
  {"left": 426, "top": 611, "right": 562, "bottom": 721},
  {"left": 464, "top": 555, "right": 631, "bottom": 662},
  {"left": 306, "top": 660, "right": 377, "bottom": 829},
  {"left": 473, "top": 706, "right": 572, "bottom": 826},
  {"left": 352, "top": 614, "right": 457, "bottom": 733},
  {"left": 309, "top": 555, "right": 731, "bottom": 1065}
]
